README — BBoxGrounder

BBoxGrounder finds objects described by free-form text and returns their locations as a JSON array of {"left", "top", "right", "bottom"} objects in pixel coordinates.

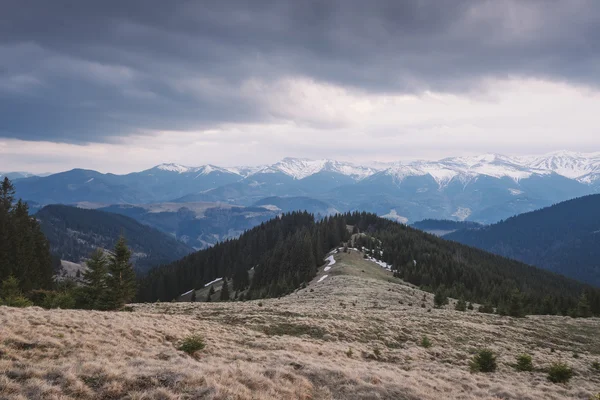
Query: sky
[{"left": 1, "top": 0, "right": 600, "bottom": 174}]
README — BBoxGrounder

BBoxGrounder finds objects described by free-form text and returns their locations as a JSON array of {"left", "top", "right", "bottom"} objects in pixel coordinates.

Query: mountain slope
[
  {"left": 99, "top": 202, "right": 278, "bottom": 249},
  {"left": 4, "top": 256, "right": 600, "bottom": 400},
  {"left": 140, "top": 211, "right": 600, "bottom": 316},
  {"left": 445, "top": 194, "right": 600, "bottom": 287},
  {"left": 36, "top": 205, "right": 194, "bottom": 273}
]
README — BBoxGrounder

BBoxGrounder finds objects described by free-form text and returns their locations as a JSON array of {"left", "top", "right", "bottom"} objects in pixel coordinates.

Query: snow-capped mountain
[
  {"left": 254, "top": 157, "right": 377, "bottom": 181},
  {"left": 140, "top": 152, "right": 600, "bottom": 187},
  {"left": 11, "top": 151, "right": 600, "bottom": 225}
]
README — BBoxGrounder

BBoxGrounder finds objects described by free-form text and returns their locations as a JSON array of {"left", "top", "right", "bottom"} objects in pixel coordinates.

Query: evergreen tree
[
  {"left": 105, "top": 237, "right": 137, "bottom": 309},
  {"left": 434, "top": 288, "right": 448, "bottom": 308},
  {"left": 507, "top": 290, "right": 525, "bottom": 318},
  {"left": 467, "top": 302, "right": 474, "bottom": 310},
  {"left": 220, "top": 279, "right": 230, "bottom": 301},
  {"left": 0, "top": 178, "right": 53, "bottom": 292},
  {"left": 455, "top": 298, "right": 467, "bottom": 312},
  {"left": 577, "top": 293, "right": 592, "bottom": 318},
  {"left": 0, "top": 275, "right": 32, "bottom": 307},
  {"left": 81, "top": 249, "right": 108, "bottom": 309},
  {"left": 190, "top": 290, "right": 196, "bottom": 302}
]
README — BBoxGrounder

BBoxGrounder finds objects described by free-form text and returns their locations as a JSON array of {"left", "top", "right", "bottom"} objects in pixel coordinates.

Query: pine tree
[
  {"left": 220, "top": 278, "right": 230, "bottom": 301},
  {"left": 455, "top": 298, "right": 467, "bottom": 312},
  {"left": 82, "top": 249, "right": 108, "bottom": 309},
  {"left": 508, "top": 290, "right": 525, "bottom": 318},
  {"left": 0, "top": 275, "right": 32, "bottom": 307},
  {"left": 105, "top": 237, "right": 137, "bottom": 310},
  {"left": 190, "top": 290, "right": 196, "bottom": 302},
  {"left": 206, "top": 285, "right": 215, "bottom": 302},
  {"left": 577, "top": 293, "right": 592, "bottom": 318},
  {"left": 434, "top": 288, "right": 448, "bottom": 308}
]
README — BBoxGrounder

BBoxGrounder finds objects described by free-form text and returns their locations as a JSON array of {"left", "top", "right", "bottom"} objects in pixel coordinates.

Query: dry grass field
[{"left": 2, "top": 250, "right": 600, "bottom": 399}]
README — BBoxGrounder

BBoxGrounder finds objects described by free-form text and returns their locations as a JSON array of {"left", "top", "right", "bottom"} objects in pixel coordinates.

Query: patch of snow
[
  {"left": 323, "top": 255, "right": 336, "bottom": 272},
  {"left": 508, "top": 188, "right": 524, "bottom": 195},
  {"left": 317, "top": 275, "right": 328, "bottom": 283},
  {"left": 204, "top": 277, "right": 223, "bottom": 287},
  {"left": 260, "top": 204, "right": 281, "bottom": 212},
  {"left": 381, "top": 209, "right": 409, "bottom": 224},
  {"left": 451, "top": 207, "right": 471, "bottom": 221},
  {"left": 180, "top": 289, "right": 194, "bottom": 297},
  {"left": 85, "top": 178, "right": 94, "bottom": 183},
  {"left": 157, "top": 163, "right": 191, "bottom": 173},
  {"left": 248, "top": 181, "right": 265, "bottom": 187},
  {"left": 366, "top": 256, "right": 392, "bottom": 271}
]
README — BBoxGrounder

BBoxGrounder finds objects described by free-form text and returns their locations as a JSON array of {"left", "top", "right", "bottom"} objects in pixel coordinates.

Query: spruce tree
[
  {"left": 577, "top": 293, "right": 592, "bottom": 318},
  {"left": 220, "top": 278, "right": 230, "bottom": 301},
  {"left": 455, "top": 298, "right": 467, "bottom": 312},
  {"left": 82, "top": 249, "right": 108, "bottom": 309},
  {"left": 508, "top": 290, "right": 525, "bottom": 318},
  {"left": 190, "top": 290, "right": 196, "bottom": 302},
  {"left": 434, "top": 288, "right": 448, "bottom": 308},
  {"left": 105, "top": 237, "right": 137, "bottom": 309}
]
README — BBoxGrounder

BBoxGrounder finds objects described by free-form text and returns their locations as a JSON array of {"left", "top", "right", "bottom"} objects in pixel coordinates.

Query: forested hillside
[
  {"left": 445, "top": 194, "right": 600, "bottom": 287},
  {"left": 139, "top": 212, "right": 348, "bottom": 301},
  {"left": 140, "top": 211, "right": 600, "bottom": 316},
  {"left": 36, "top": 205, "right": 194, "bottom": 273},
  {"left": 0, "top": 178, "right": 55, "bottom": 294}
]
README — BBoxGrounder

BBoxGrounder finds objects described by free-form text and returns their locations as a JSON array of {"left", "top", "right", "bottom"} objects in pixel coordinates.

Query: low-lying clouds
[{"left": 1, "top": 0, "right": 600, "bottom": 172}]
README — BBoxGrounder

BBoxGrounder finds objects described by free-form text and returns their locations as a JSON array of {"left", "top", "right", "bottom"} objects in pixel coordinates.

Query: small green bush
[
  {"left": 373, "top": 347, "right": 381, "bottom": 358},
  {"left": 547, "top": 362, "right": 573, "bottom": 383},
  {"left": 592, "top": 361, "right": 600, "bottom": 372},
  {"left": 515, "top": 354, "right": 533, "bottom": 372},
  {"left": 346, "top": 348, "right": 353, "bottom": 358},
  {"left": 420, "top": 335, "right": 432, "bottom": 348},
  {"left": 470, "top": 349, "right": 497, "bottom": 373},
  {"left": 178, "top": 335, "right": 206, "bottom": 355}
]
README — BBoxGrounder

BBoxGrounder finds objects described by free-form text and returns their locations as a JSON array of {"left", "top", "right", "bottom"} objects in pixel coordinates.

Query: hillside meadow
[{"left": 2, "top": 251, "right": 599, "bottom": 399}]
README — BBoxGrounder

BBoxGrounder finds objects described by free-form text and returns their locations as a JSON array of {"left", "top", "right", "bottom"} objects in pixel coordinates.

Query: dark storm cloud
[{"left": 1, "top": 0, "right": 599, "bottom": 142}]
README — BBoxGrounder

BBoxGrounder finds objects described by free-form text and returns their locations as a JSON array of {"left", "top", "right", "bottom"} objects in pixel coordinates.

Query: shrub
[
  {"left": 470, "top": 349, "right": 497, "bottom": 373},
  {"left": 455, "top": 298, "right": 467, "bottom": 312},
  {"left": 592, "top": 361, "right": 600, "bottom": 372},
  {"left": 515, "top": 354, "right": 533, "bottom": 372},
  {"left": 346, "top": 348, "right": 353, "bottom": 358},
  {"left": 373, "top": 347, "right": 381, "bottom": 359},
  {"left": 178, "top": 335, "right": 206, "bottom": 355},
  {"left": 478, "top": 304, "right": 494, "bottom": 314},
  {"left": 420, "top": 335, "right": 432, "bottom": 348},
  {"left": 547, "top": 362, "right": 573, "bottom": 383}
]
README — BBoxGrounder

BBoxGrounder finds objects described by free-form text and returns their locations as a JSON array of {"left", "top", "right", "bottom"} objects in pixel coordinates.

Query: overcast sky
[{"left": 1, "top": 0, "right": 600, "bottom": 174}]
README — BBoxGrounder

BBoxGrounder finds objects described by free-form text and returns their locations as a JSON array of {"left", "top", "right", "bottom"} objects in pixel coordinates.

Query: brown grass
[{"left": 1, "top": 250, "right": 599, "bottom": 399}]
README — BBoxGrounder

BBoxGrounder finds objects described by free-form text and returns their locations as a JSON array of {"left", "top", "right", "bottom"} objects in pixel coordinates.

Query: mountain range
[{"left": 12, "top": 151, "right": 600, "bottom": 225}]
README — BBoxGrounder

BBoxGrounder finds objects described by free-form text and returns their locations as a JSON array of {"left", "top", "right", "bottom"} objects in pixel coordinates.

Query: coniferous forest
[
  {"left": 140, "top": 211, "right": 600, "bottom": 317},
  {"left": 0, "top": 177, "right": 138, "bottom": 310},
  {"left": 0, "top": 177, "right": 54, "bottom": 294}
]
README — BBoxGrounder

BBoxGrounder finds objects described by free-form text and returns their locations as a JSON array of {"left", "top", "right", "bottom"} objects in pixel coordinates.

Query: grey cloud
[{"left": 1, "top": 0, "right": 599, "bottom": 143}]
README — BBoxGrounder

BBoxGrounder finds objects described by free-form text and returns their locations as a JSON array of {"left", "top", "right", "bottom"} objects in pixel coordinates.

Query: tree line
[
  {"left": 0, "top": 177, "right": 137, "bottom": 310},
  {"left": 138, "top": 211, "right": 349, "bottom": 301},
  {"left": 349, "top": 211, "right": 600, "bottom": 317}
]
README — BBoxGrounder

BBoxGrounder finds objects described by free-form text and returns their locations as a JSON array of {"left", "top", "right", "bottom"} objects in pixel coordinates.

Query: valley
[{"left": 2, "top": 250, "right": 599, "bottom": 400}]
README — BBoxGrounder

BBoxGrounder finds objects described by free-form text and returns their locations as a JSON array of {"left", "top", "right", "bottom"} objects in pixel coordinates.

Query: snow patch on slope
[
  {"left": 324, "top": 255, "right": 336, "bottom": 272},
  {"left": 381, "top": 209, "right": 409, "bottom": 224},
  {"left": 452, "top": 207, "right": 471, "bottom": 221}
]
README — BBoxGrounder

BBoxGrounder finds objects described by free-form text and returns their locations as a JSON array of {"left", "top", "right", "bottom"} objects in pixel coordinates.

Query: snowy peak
[
  {"left": 156, "top": 163, "right": 193, "bottom": 174},
  {"left": 149, "top": 151, "right": 600, "bottom": 186},
  {"left": 257, "top": 157, "right": 377, "bottom": 180},
  {"left": 521, "top": 151, "right": 600, "bottom": 180}
]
